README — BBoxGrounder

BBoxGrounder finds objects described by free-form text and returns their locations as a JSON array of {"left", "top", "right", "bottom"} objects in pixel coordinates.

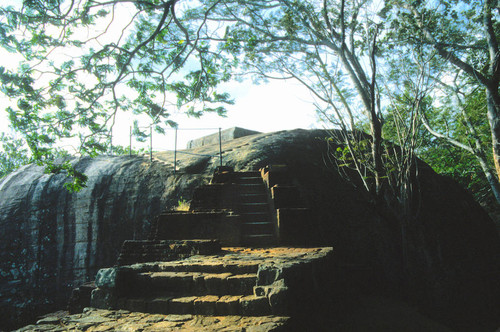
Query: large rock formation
[
  {"left": 0, "top": 129, "right": 499, "bottom": 331},
  {"left": 0, "top": 155, "right": 208, "bottom": 330}
]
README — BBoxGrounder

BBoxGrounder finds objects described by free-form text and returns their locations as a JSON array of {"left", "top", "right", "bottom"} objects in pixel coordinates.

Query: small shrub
[{"left": 175, "top": 198, "right": 190, "bottom": 211}]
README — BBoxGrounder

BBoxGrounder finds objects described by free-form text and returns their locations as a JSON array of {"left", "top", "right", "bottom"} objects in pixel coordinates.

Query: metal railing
[{"left": 114, "top": 126, "right": 224, "bottom": 174}]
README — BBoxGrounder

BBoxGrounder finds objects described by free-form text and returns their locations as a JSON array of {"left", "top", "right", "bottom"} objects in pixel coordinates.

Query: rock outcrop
[
  {"left": 1, "top": 129, "right": 499, "bottom": 331},
  {"left": 0, "top": 155, "right": 209, "bottom": 330}
]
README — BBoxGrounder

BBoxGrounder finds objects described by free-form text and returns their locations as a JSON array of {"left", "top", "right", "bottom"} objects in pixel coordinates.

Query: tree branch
[{"left": 406, "top": 4, "right": 489, "bottom": 86}]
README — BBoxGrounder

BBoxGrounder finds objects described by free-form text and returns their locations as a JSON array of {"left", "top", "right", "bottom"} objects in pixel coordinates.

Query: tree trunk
[
  {"left": 476, "top": 151, "right": 500, "bottom": 203},
  {"left": 370, "top": 114, "right": 383, "bottom": 194},
  {"left": 486, "top": 88, "right": 500, "bottom": 184}
]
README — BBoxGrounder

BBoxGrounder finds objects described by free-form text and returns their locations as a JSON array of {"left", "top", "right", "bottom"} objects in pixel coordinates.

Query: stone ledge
[{"left": 117, "top": 239, "right": 222, "bottom": 266}]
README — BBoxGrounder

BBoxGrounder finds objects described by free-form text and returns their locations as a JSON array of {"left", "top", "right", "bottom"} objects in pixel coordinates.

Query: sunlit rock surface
[
  {"left": 1, "top": 129, "right": 499, "bottom": 331},
  {"left": 15, "top": 308, "right": 290, "bottom": 332}
]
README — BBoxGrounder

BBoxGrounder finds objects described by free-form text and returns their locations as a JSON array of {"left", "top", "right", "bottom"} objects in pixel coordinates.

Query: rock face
[
  {"left": 0, "top": 129, "right": 499, "bottom": 331},
  {"left": 0, "top": 155, "right": 209, "bottom": 330}
]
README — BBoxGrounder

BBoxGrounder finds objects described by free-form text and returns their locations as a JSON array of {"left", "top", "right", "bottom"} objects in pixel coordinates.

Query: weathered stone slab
[
  {"left": 36, "top": 317, "right": 61, "bottom": 325},
  {"left": 268, "top": 286, "right": 289, "bottom": 315},
  {"left": 239, "top": 295, "right": 271, "bottom": 316},
  {"left": 204, "top": 272, "right": 232, "bottom": 294},
  {"left": 15, "top": 308, "right": 291, "bottom": 331},
  {"left": 147, "top": 297, "right": 173, "bottom": 314},
  {"left": 117, "top": 239, "right": 222, "bottom": 266},
  {"left": 169, "top": 296, "right": 197, "bottom": 314},
  {"left": 194, "top": 295, "right": 219, "bottom": 315},
  {"left": 257, "top": 265, "right": 283, "bottom": 286},
  {"left": 164, "top": 314, "right": 193, "bottom": 322},
  {"left": 90, "top": 288, "right": 116, "bottom": 310},
  {"left": 216, "top": 295, "right": 242, "bottom": 315},
  {"left": 222, "top": 262, "right": 260, "bottom": 274},
  {"left": 95, "top": 267, "right": 118, "bottom": 289},
  {"left": 227, "top": 273, "right": 257, "bottom": 295},
  {"left": 192, "top": 273, "right": 206, "bottom": 294},
  {"left": 126, "top": 298, "right": 146, "bottom": 312},
  {"left": 146, "top": 320, "right": 185, "bottom": 330},
  {"left": 149, "top": 271, "right": 194, "bottom": 293}
]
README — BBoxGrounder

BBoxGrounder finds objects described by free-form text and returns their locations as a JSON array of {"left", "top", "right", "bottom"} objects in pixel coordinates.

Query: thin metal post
[
  {"left": 219, "top": 127, "right": 222, "bottom": 167},
  {"left": 174, "top": 128, "right": 178, "bottom": 174},
  {"left": 110, "top": 128, "right": 113, "bottom": 155},
  {"left": 129, "top": 126, "right": 132, "bottom": 156},
  {"left": 150, "top": 125, "right": 153, "bottom": 162}
]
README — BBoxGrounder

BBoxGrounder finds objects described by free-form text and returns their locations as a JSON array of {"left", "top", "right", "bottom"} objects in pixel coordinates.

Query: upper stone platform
[{"left": 186, "top": 127, "right": 260, "bottom": 149}]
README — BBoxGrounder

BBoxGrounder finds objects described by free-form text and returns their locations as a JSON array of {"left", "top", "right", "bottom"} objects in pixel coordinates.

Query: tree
[
  {"left": 0, "top": 0, "right": 233, "bottom": 175},
  {"left": 189, "top": 0, "right": 429, "bottom": 276},
  {"left": 0, "top": 0, "right": 427, "bottom": 216},
  {"left": 421, "top": 83, "right": 500, "bottom": 203},
  {"left": 0, "top": 0, "right": 387, "bottom": 198},
  {"left": 200, "top": 0, "right": 391, "bottom": 196},
  {"left": 387, "top": 0, "right": 500, "bottom": 191},
  {"left": 0, "top": 133, "right": 30, "bottom": 178}
]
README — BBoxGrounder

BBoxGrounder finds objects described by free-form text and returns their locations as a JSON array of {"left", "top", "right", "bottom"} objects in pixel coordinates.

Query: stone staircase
[
  {"left": 113, "top": 259, "right": 270, "bottom": 316},
  {"left": 151, "top": 166, "right": 279, "bottom": 247},
  {"left": 145, "top": 165, "right": 315, "bottom": 248},
  {"left": 232, "top": 171, "right": 276, "bottom": 247},
  {"left": 80, "top": 165, "right": 336, "bottom": 330},
  {"left": 91, "top": 244, "right": 335, "bottom": 320}
]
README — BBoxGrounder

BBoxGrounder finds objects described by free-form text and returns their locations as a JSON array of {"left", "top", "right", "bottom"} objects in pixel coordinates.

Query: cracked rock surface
[{"left": 15, "top": 308, "right": 289, "bottom": 332}]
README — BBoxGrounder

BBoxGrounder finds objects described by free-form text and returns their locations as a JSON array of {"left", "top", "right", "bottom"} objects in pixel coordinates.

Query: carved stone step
[
  {"left": 239, "top": 193, "right": 268, "bottom": 203},
  {"left": 241, "top": 233, "right": 276, "bottom": 247},
  {"left": 238, "top": 202, "right": 269, "bottom": 213},
  {"left": 242, "top": 221, "right": 275, "bottom": 235},
  {"left": 127, "top": 271, "right": 257, "bottom": 297},
  {"left": 234, "top": 171, "right": 261, "bottom": 178},
  {"left": 117, "top": 239, "right": 221, "bottom": 266},
  {"left": 153, "top": 261, "right": 260, "bottom": 275},
  {"left": 234, "top": 176, "right": 263, "bottom": 184},
  {"left": 240, "top": 211, "right": 270, "bottom": 223},
  {"left": 233, "top": 183, "right": 267, "bottom": 194},
  {"left": 116, "top": 294, "right": 271, "bottom": 316}
]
